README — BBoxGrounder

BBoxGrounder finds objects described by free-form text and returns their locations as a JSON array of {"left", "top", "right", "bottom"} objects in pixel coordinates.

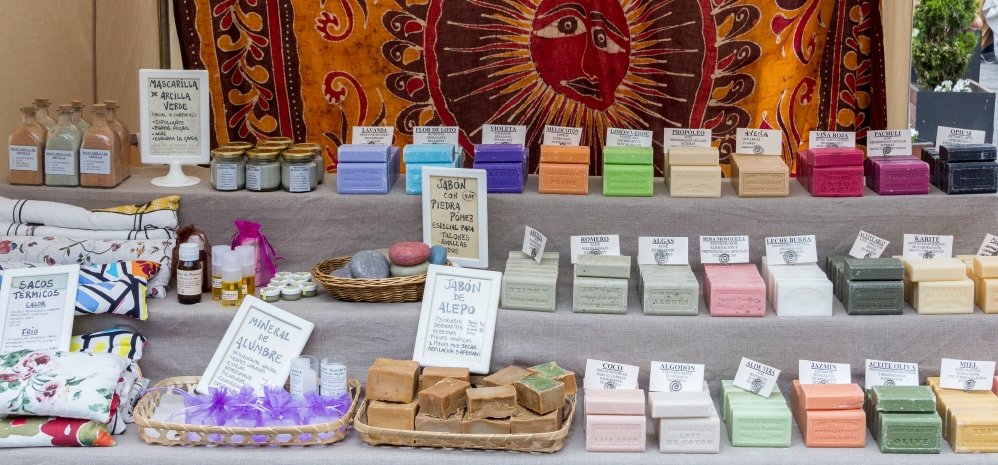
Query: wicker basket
[
  {"left": 313, "top": 256, "right": 445, "bottom": 303},
  {"left": 133, "top": 376, "right": 361, "bottom": 447},
  {"left": 354, "top": 396, "right": 576, "bottom": 453}
]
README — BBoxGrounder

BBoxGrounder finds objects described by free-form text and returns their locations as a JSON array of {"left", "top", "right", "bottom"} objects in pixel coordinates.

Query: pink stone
[
  {"left": 389, "top": 242, "right": 431, "bottom": 266},
  {"left": 586, "top": 414, "right": 646, "bottom": 452}
]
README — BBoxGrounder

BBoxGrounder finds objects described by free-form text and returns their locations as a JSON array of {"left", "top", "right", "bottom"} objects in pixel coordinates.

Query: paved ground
[{"left": 979, "top": 61, "right": 998, "bottom": 136}]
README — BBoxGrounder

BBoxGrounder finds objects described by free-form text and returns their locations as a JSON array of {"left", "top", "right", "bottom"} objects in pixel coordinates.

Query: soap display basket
[
  {"left": 354, "top": 396, "right": 576, "bottom": 453},
  {"left": 313, "top": 256, "right": 449, "bottom": 303},
  {"left": 133, "top": 376, "right": 361, "bottom": 447}
]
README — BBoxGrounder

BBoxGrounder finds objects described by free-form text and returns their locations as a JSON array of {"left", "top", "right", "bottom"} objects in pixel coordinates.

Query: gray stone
[
  {"left": 429, "top": 245, "right": 448, "bottom": 265},
  {"left": 390, "top": 261, "right": 430, "bottom": 277},
  {"left": 332, "top": 266, "right": 353, "bottom": 279},
  {"left": 349, "top": 250, "right": 391, "bottom": 279}
]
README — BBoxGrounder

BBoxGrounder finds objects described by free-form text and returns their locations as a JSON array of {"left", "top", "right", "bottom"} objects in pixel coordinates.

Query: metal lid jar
[
  {"left": 281, "top": 149, "right": 317, "bottom": 193},
  {"left": 292, "top": 143, "right": 326, "bottom": 184},
  {"left": 210, "top": 148, "right": 246, "bottom": 191},
  {"left": 245, "top": 148, "right": 282, "bottom": 192}
]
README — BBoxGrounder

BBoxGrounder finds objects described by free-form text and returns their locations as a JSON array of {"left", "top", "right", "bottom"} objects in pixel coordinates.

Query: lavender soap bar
[
  {"left": 336, "top": 144, "right": 400, "bottom": 194},
  {"left": 473, "top": 144, "right": 528, "bottom": 193}
]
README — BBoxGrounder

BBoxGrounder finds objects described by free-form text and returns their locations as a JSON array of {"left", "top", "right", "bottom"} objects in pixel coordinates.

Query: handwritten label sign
[
  {"left": 665, "top": 128, "right": 712, "bottom": 148},
  {"left": 414, "top": 126, "right": 459, "bottom": 145},
  {"left": 765, "top": 235, "right": 818, "bottom": 265},
  {"left": 606, "top": 128, "right": 653, "bottom": 148},
  {"left": 736, "top": 129, "right": 783, "bottom": 155},
  {"left": 733, "top": 357, "right": 781, "bottom": 398},
  {"left": 903, "top": 234, "right": 954, "bottom": 260},
  {"left": 139, "top": 69, "right": 210, "bottom": 165},
  {"left": 570, "top": 235, "right": 621, "bottom": 263},
  {"left": 936, "top": 126, "right": 987, "bottom": 146},
  {"left": 638, "top": 237, "right": 689, "bottom": 265},
  {"left": 799, "top": 360, "right": 851, "bottom": 385},
  {"left": 482, "top": 124, "right": 527, "bottom": 145},
  {"left": 849, "top": 231, "right": 890, "bottom": 259},
  {"left": 809, "top": 131, "right": 856, "bottom": 149},
  {"left": 584, "top": 359, "right": 640, "bottom": 390},
  {"left": 543, "top": 125, "right": 583, "bottom": 146},
  {"left": 522, "top": 226, "right": 548, "bottom": 264},
  {"left": 868, "top": 130, "right": 913, "bottom": 157},
  {"left": 699, "top": 236, "right": 750, "bottom": 264},
  {"left": 978, "top": 234, "right": 998, "bottom": 256},
  {"left": 0, "top": 265, "right": 79, "bottom": 353},
  {"left": 352, "top": 126, "right": 394, "bottom": 145},
  {"left": 422, "top": 168, "right": 489, "bottom": 268},
  {"left": 939, "top": 358, "right": 996, "bottom": 391},
  {"left": 413, "top": 265, "right": 502, "bottom": 374},
  {"left": 650, "top": 361, "right": 705, "bottom": 392},
  {"left": 865, "top": 359, "right": 919, "bottom": 389},
  {"left": 198, "top": 296, "right": 314, "bottom": 395}
]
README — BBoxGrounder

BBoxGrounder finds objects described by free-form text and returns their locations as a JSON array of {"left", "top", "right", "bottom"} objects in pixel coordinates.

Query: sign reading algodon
[
  {"left": 422, "top": 167, "right": 489, "bottom": 268},
  {"left": 0, "top": 265, "right": 80, "bottom": 353}
]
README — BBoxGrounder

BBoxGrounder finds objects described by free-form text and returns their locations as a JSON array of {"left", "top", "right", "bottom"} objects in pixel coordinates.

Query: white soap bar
[
  {"left": 974, "top": 256, "right": 998, "bottom": 279},
  {"left": 648, "top": 389, "right": 714, "bottom": 419},
  {"left": 914, "top": 279, "right": 975, "bottom": 315},
  {"left": 904, "top": 258, "right": 968, "bottom": 282},
  {"left": 656, "top": 403, "right": 720, "bottom": 454},
  {"left": 773, "top": 277, "right": 834, "bottom": 317}
]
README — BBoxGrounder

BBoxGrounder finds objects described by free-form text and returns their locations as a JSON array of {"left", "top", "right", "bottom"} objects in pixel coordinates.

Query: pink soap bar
[
  {"left": 993, "top": 376, "right": 998, "bottom": 397},
  {"left": 865, "top": 156, "right": 930, "bottom": 195},
  {"left": 808, "top": 165, "right": 865, "bottom": 197},
  {"left": 798, "top": 382, "right": 864, "bottom": 410},
  {"left": 585, "top": 388, "right": 645, "bottom": 416},
  {"left": 801, "top": 148, "right": 865, "bottom": 167},
  {"left": 704, "top": 264, "right": 766, "bottom": 317},
  {"left": 586, "top": 414, "right": 646, "bottom": 452}
]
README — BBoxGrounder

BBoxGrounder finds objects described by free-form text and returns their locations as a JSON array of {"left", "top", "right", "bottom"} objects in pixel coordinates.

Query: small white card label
[
  {"left": 849, "top": 230, "right": 890, "bottom": 259},
  {"left": 736, "top": 128, "right": 783, "bottom": 155},
  {"left": 765, "top": 235, "right": 818, "bottom": 265},
  {"left": 650, "top": 361, "right": 705, "bottom": 393},
  {"left": 977, "top": 234, "right": 998, "bottom": 256},
  {"left": 352, "top": 126, "right": 394, "bottom": 145},
  {"left": 638, "top": 237, "right": 689, "bottom": 265},
  {"left": 799, "top": 360, "right": 852, "bottom": 385},
  {"left": 584, "top": 359, "right": 640, "bottom": 390},
  {"left": 868, "top": 130, "right": 913, "bottom": 157},
  {"left": 570, "top": 235, "right": 620, "bottom": 264},
  {"left": 44, "top": 150, "right": 76, "bottom": 176},
  {"left": 413, "top": 126, "right": 460, "bottom": 145},
  {"left": 542, "top": 125, "right": 583, "bottom": 146},
  {"left": 699, "top": 236, "right": 750, "bottom": 264},
  {"left": 733, "top": 357, "right": 780, "bottom": 398},
  {"left": 80, "top": 149, "right": 112, "bottom": 175},
  {"left": 937, "top": 126, "right": 987, "bottom": 146},
  {"left": 864, "top": 359, "right": 919, "bottom": 389},
  {"left": 606, "top": 128, "right": 653, "bottom": 148},
  {"left": 8, "top": 145, "right": 38, "bottom": 172},
  {"left": 664, "top": 128, "right": 712, "bottom": 148},
  {"left": 521, "top": 226, "right": 548, "bottom": 264},
  {"left": 809, "top": 131, "right": 856, "bottom": 149},
  {"left": 939, "top": 358, "right": 996, "bottom": 391},
  {"left": 482, "top": 124, "right": 527, "bottom": 145},
  {"left": 903, "top": 234, "right": 954, "bottom": 260}
]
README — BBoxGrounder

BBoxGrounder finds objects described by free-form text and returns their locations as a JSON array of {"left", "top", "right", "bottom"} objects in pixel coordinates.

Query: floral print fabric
[{"left": 0, "top": 416, "right": 113, "bottom": 447}]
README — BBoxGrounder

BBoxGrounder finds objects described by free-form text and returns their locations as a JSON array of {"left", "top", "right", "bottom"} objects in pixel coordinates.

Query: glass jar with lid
[
  {"left": 281, "top": 149, "right": 317, "bottom": 193},
  {"left": 221, "top": 141, "right": 253, "bottom": 152},
  {"left": 210, "top": 148, "right": 246, "bottom": 191},
  {"left": 264, "top": 136, "right": 294, "bottom": 147},
  {"left": 245, "top": 148, "right": 282, "bottom": 192},
  {"left": 292, "top": 143, "right": 325, "bottom": 184}
]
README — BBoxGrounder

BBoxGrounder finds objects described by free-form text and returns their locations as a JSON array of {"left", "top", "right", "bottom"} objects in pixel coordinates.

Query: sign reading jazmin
[
  {"left": 699, "top": 235, "right": 750, "bottom": 264},
  {"left": 799, "top": 359, "right": 851, "bottom": 385}
]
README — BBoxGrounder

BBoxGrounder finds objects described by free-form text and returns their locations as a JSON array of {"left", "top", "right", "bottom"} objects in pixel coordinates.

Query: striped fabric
[{"left": 70, "top": 328, "right": 147, "bottom": 362}]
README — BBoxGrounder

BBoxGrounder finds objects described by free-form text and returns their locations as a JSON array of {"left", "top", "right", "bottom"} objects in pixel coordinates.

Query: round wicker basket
[{"left": 312, "top": 256, "right": 444, "bottom": 303}]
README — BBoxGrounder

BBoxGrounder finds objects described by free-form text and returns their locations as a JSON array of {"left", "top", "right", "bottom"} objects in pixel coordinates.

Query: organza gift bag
[{"left": 230, "top": 220, "right": 282, "bottom": 286}]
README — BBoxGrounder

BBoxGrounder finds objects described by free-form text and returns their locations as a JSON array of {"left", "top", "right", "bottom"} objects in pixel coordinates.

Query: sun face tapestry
[{"left": 173, "top": 0, "right": 886, "bottom": 175}]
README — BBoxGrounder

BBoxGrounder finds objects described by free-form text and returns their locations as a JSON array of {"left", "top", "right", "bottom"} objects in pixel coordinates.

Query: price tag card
[
  {"left": 521, "top": 226, "right": 548, "bottom": 264},
  {"left": 937, "top": 126, "right": 987, "bottom": 146},
  {"left": 903, "top": 234, "right": 954, "bottom": 260},
  {"left": 542, "top": 125, "right": 583, "bottom": 146},
  {"left": 978, "top": 234, "right": 998, "bottom": 256},
  {"left": 765, "top": 235, "right": 818, "bottom": 265},
  {"left": 868, "top": 130, "right": 913, "bottom": 157},
  {"left": 849, "top": 231, "right": 890, "bottom": 259},
  {"left": 865, "top": 359, "right": 919, "bottom": 389},
  {"left": 733, "top": 357, "right": 781, "bottom": 397},
  {"left": 570, "top": 235, "right": 620, "bottom": 264},
  {"left": 799, "top": 360, "right": 852, "bottom": 385},
  {"left": 939, "top": 358, "right": 996, "bottom": 391},
  {"left": 650, "top": 361, "right": 705, "bottom": 392},
  {"left": 482, "top": 124, "right": 527, "bottom": 145},
  {"left": 664, "top": 128, "right": 712, "bottom": 148},
  {"left": 699, "top": 236, "right": 750, "bottom": 264},
  {"left": 352, "top": 126, "right": 394, "bottom": 145},
  {"left": 606, "top": 128, "right": 653, "bottom": 148},
  {"left": 414, "top": 126, "right": 460, "bottom": 145},
  {"left": 736, "top": 128, "right": 783, "bottom": 155},
  {"left": 638, "top": 237, "right": 689, "bottom": 265},
  {"left": 584, "top": 359, "right": 640, "bottom": 390},
  {"left": 809, "top": 131, "right": 856, "bottom": 149}
]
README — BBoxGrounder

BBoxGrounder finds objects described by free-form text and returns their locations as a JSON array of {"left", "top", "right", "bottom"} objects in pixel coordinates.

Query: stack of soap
[
  {"left": 703, "top": 264, "right": 766, "bottom": 317},
  {"left": 721, "top": 380, "right": 792, "bottom": 448},
  {"left": 730, "top": 153, "right": 790, "bottom": 197},
  {"left": 667, "top": 146, "right": 721, "bottom": 197},
  {"left": 922, "top": 147, "right": 941, "bottom": 187},
  {"left": 973, "top": 256, "right": 998, "bottom": 313},
  {"left": 528, "top": 362, "right": 578, "bottom": 398},
  {"left": 928, "top": 376, "right": 998, "bottom": 453},
  {"left": 538, "top": 145, "right": 590, "bottom": 195},
  {"left": 903, "top": 258, "right": 975, "bottom": 314},
  {"left": 472, "top": 144, "right": 528, "bottom": 193},
  {"left": 336, "top": 144, "right": 401, "bottom": 194},
  {"left": 573, "top": 255, "right": 631, "bottom": 314},
  {"left": 402, "top": 144, "right": 462, "bottom": 195},
  {"left": 865, "top": 155, "right": 930, "bottom": 195},
  {"left": 834, "top": 257, "right": 905, "bottom": 315},
  {"left": 936, "top": 144, "right": 998, "bottom": 195},
  {"left": 791, "top": 381, "right": 866, "bottom": 448},
  {"left": 638, "top": 264, "right": 699, "bottom": 316},
  {"left": 585, "top": 388, "right": 646, "bottom": 452},
  {"left": 648, "top": 383, "right": 720, "bottom": 453},
  {"left": 867, "top": 385, "right": 942, "bottom": 454},
  {"left": 762, "top": 258, "right": 833, "bottom": 317},
  {"left": 366, "top": 358, "right": 423, "bottom": 430},
  {"left": 798, "top": 148, "right": 865, "bottom": 197},
  {"left": 602, "top": 146, "right": 653, "bottom": 197},
  {"left": 500, "top": 251, "right": 559, "bottom": 312}
]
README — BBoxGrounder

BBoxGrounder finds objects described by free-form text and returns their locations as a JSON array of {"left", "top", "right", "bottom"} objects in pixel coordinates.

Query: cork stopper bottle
[
  {"left": 103, "top": 100, "right": 131, "bottom": 181},
  {"left": 44, "top": 104, "right": 82, "bottom": 187},
  {"left": 69, "top": 100, "right": 91, "bottom": 134},
  {"left": 80, "top": 104, "right": 123, "bottom": 188},
  {"left": 8, "top": 106, "right": 47, "bottom": 185},
  {"left": 33, "top": 98, "right": 57, "bottom": 131}
]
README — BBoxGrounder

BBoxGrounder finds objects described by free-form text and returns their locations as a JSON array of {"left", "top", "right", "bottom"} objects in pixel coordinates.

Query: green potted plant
[{"left": 909, "top": 0, "right": 995, "bottom": 143}]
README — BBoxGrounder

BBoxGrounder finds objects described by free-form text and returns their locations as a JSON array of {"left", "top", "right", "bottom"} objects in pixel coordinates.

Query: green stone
[
  {"left": 872, "top": 386, "right": 937, "bottom": 413},
  {"left": 878, "top": 412, "right": 942, "bottom": 454},
  {"left": 603, "top": 164, "right": 653, "bottom": 197},
  {"left": 844, "top": 258, "right": 904, "bottom": 281},
  {"left": 603, "top": 146, "right": 653, "bottom": 165},
  {"left": 845, "top": 281, "right": 904, "bottom": 315}
]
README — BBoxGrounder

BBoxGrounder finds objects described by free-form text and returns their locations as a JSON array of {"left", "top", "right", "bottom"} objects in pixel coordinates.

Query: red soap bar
[
  {"left": 809, "top": 165, "right": 865, "bottom": 197},
  {"left": 801, "top": 148, "right": 865, "bottom": 167}
]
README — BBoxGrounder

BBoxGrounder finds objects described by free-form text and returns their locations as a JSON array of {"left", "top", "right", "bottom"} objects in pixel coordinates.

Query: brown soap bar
[
  {"left": 462, "top": 414, "right": 512, "bottom": 434},
  {"left": 511, "top": 405, "right": 562, "bottom": 434},
  {"left": 415, "top": 408, "right": 464, "bottom": 433},
  {"left": 528, "top": 362, "right": 578, "bottom": 396},
  {"left": 482, "top": 366, "right": 532, "bottom": 387},
  {"left": 418, "top": 377, "right": 471, "bottom": 418},
  {"left": 467, "top": 385, "right": 518, "bottom": 419},
  {"left": 420, "top": 366, "right": 471, "bottom": 391},
  {"left": 367, "top": 358, "right": 421, "bottom": 403},
  {"left": 367, "top": 400, "right": 419, "bottom": 430},
  {"left": 515, "top": 375, "right": 565, "bottom": 415}
]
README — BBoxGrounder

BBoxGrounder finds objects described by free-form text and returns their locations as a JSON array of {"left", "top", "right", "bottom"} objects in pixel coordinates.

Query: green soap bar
[
  {"left": 603, "top": 164, "right": 653, "bottom": 197},
  {"left": 728, "top": 405, "right": 793, "bottom": 448},
  {"left": 504, "top": 263, "right": 559, "bottom": 274},
  {"left": 572, "top": 276, "right": 628, "bottom": 314},
  {"left": 721, "top": 380, "right": 786, "bottom": 421},
  {"left": 878, "top": 412, "right": 942, "bottom": 454},
  {"left": 604, "top": 146, "right": 653, "bottom": 165},
  {"left": 529, "top": 362, "right": 570, "bottom": 378},
  {"left": 507, "top": 250, "right": 560, "bottom": 264},
  {"left": 575, "top": 255, "right": 632, "bottom": 279},
  {"left": 501, "top": 272, "right": 557, "bottom": 312},
  {"left": 845, "top": 280, "right": 904, "bottom": 315},
  {"left": 872, "top": 386, "right": 936, "bottom": 413},
  {"left": 866, "top": 389, "right": 879, "bottom": 438},
  {"left": 844, "top": 258, "right": 904, "bottom": 281},
  {"left": 639, "top": 275, "right": 699, "bottom": 316},
  {"left": 826, "top": 256, "right": 846, "bottom": 290}
]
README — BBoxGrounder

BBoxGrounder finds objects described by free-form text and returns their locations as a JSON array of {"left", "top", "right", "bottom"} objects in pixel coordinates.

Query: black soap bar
[
  {"left": 922, "top": 148, "right": 940, "bottom": 187},
  {"left": 939, "top": 161, "right": 998, "bottom": 194},
  {"left": 939, "top": 144, "right": 998, "bottom": 163}
]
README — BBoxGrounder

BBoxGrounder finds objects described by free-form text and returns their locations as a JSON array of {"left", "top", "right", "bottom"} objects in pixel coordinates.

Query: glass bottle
[
  {"left": 103, "top": 100, "right": 131, "bottom": 182},
  {"left": 33, "top": 98, "right": 57, "bottom": 131},
  {"left": 210, "top": 245, "right": 230, "bottom": 301},
  {"left": 235, "top": 245, "right": 256, "bottom": 298},
  {"left": 177, "top": 243, "right": 203, "bottom": 305},
  {"left": 80, "top": 104, "right": 122, "bottom": 188},
  {"left": 8, "top": 106, "right": 47, "bottom": 186},
  {"left": 44, "top": 104, "right": 82, "bottom": 187},
  {"left": 321, "top": 356, "right": 348, "bottom": 397},
  {"left": 69, "top": 100, "right": 91, "bottom": 134},
  {"left": 220, "top": 253, "right": 243, "bottom": 308}
]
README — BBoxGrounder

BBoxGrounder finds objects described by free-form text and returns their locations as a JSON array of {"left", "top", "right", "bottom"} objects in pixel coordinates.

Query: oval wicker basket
[{"left": 312, "top": 256, "right": 445, "bottom": 303}]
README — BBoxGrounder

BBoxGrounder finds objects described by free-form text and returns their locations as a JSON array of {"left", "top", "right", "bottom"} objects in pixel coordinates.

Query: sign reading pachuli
[
  {"left": 422, "top": 167, "right": 489, "bottom": 268},
  {"left": 0, "top": 265, "right": 79, "bottom": 353}
]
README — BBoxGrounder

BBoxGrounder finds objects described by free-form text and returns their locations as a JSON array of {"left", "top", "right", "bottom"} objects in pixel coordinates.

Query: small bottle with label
[
  {"left": 8, "top": 106, "right": 47, "bottom": 186},
  {"left": 220, "top": 253, "right": 243, "bottom": 308},
  {"left": 44, "top": 104, "right": 82, "bottom": 187},
  {"left": 235, "top": 245, "right": 256, "bottom": 298},
  {"left": 80, "top": 104, "right": 122, "bottom": 188},
  {"left": 177, "top": 243, "right": 203, "bottom": 305},
  {"left": 210, "top": 245, "right": 229, "bottom": 301},
  {"left": 290, "top": 356, "right": 318, "bottom": 401},
  {"left": 321, "top": 356, "right": 348, "bottom": 398}
]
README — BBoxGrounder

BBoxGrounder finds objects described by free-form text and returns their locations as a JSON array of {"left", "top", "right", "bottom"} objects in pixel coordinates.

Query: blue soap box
[
  {"left": 403, "top": 144, "right": 463, "bottom": 194},
  {"left": 336, "top": 144, "right": 400, "bottom": 194}
]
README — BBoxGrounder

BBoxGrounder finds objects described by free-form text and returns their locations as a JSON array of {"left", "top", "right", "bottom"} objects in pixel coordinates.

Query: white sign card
[
  {"left": 939, "top": 358, "right": 996, "bottom": 391},
  {"left": 903, "top": 234, "right": 954, "bottom": 260},
  {"left": 139, "top": 69, "right": 210, "bottom": 187},
  {"left": 197, "top": 296, "right": 314, "bottom": 395},
  {"left": 521, "top": 226, "right": 548, "bottom": 264},
  {"left": 650, "top": 361, "right": 705, "bottom": 392},
  {"left": 638, "top": 237, "right": 689, "bottom": 265},
  {"left": 542, "top": 125, "right": 583, "bottom": 146},
  {"left": 422, "top": 167, "right": 489, "bottom": 268},
  {"left": 570, "top": 235, "right": 621, "bottom": 264},
  {"left": 765, "top": 235, "right": 818, "bottom": 265},
  {"left": 0, "top": 265, "right": 79, "bottom": 353},
  {"left": 664, "top": 128, "right": 712, "bottom": 148},
  {"left": 849, "top": 231, "right": 890, "bottom": 259},
  {"left": 414, "top": 126, "right": 460, "bottom": 146},
  {"left": 413, "top": 265, "right": 502, "bottom": 374},
  {"left": 482, "top": 124, "right": 527, "bottom": 145},
  {"left": 809, "top": 131, "right": 856, "bottom": 149},
  {"left": 733, "top": 357, "right": 781, "bottom": 398},
  {"left": 864, "top": 359, "right": 919, "bottom": 389},
  {"left": 936, "top": 126, "right": 987, "bottom": 146},
  {"left": 736, "top": 128, "right": 783, "bottom": 155},
  {"left": 978, "top": 234, "right": 998, "bottom": 256},
  {"left": 606, "top": 128, "right": 653, "bottom": 148},
  {"left": 699, "top": 236, "right": 750, "bottom": 264},
  {"left": 351, "top": 126, "right": 395, "bottom": 145},
  {"left": 868, "top": 130, "right": 913, "bottom": 157},
  {"left": 584, "top": 359, "right": 640, "bottom": 390},
  {"left": 799, "top": 360, "right": 852, "bottom": 385}
]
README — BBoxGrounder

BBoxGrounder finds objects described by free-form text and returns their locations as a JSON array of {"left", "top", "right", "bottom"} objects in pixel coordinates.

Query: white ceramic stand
[{"left": 150, "top": 161, "right": 201, "bottom": 187}]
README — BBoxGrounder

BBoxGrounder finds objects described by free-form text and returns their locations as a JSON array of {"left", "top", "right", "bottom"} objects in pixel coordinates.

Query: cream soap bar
[
  {"left": 648, "top": 385, "right": 713, "bottom": 418},
  {"left": 904, "top": 258, "right": 967, "bottom": 282},
  {"left": 575, "top": 255, "right": 632, "bottom": 279},
  {"left": 913, "top": 279, "right": 975, "bottom": 314},
  {"left": 667, "top": 146, "right": 720, "bottom": 166},
  {"left": 573, "top": 276, "right": 628, "bottom": 314},
  {"left": 730, "top": 154, "right": 791, "bottom": 198},
  {"left": 669, "top": 165, "right": 722, "bottom": 198},
  {"left": 656, "top": 402, "right": 721, "bottom": 454},
  {"left": 639, "top": 265, "right": 699, "bottom": 316},
  {"left": 974, "top": 256, "right": 998, "bottom": 279},
  {"left": 585, "top": 388, "right": 646, "bottom": 416}
]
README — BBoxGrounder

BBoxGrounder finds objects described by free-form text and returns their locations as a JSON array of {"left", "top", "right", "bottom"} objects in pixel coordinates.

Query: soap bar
[
  {"left": 727, "top": 405, "right": 792, "bottom": 448},
  {"left": 667, "top": 146, "right": 719, "bottom": 166},
  {"left": 462, "top": 415, "right": 511, "bottom": 434},
  {"left": 704, "top": 264, "right": 767, "bottom": 317},
  {"left": 528, "top": 362, "right": 578, "bottom": 396},
  {"left": 878, "top": 412, "right": 942, "bottom": 454},
  {"left": 367, "top": 358, "right": 421, "bottom": 403},
  {"left": 403, "top": 144, "right": 458, "bottom": 164},
  {"left": 639, "top": 266, "right": 699, "bottom": 316},
  {"left": 648, "top": 389, "right": 713, "bottom": 418},
  {"left": 474, "top": 144, "right": 527, "bottom": 163},
  {"left": 515, "top": 375, "right": 565, "bottom": 415},
  {"left": 466, "top": 385, "right": 517, "bottom": 419},
  {"left": 585, "top": 388, "right": 645, "bottom": 416},
  {"left": 575, "top": 255, "right": 632, "bottom": 279},
  {"left": 339, "top": 144, "right": 393, "bottom": 163},
  {"left": 939, "top": 161, "right": 998, "bottom": 194},
  {"left": 420, "top": 367, "right": 471, "bottom": 391},
  {"left": 586, "top": 414, "right": 646, "bottom": 452},
  {"left": 539, "top": 145, "right": 589, "bottom": 164},
  {"left": 603, "top": 163, "right": 653, "bottom": 197},
  {"left": 913, "top": 279, "right": 975, "bottom": 314},
  {"left": 939, "top": 144, "right": 998, "bottom": 163},
  {"left": 798, "top": 383, "right": 864, "bottom": 411},
  {"left": 656, "top": 402, "right": 721, "bottom": 453},
  {"left": 865, "top": 156, "right": 930, "bottom": 195},
  {"left": 730, "top": 154, "right": 790, "bottom": 197},
  {"left": 473, "top": 160, "right": 527, "bottom": 193},
  {"left": 808, "top": 165, "right": 865, "bottom": 197},
  {"left": 604, "top": 146, "right": 653, "bottom": 165},
  {"left": 501, "top": 262, "right": 558, "bottom": 312},
  {"left": 981, "top": 278, "right": 998, "bottom": 313},
  {"left": 418, "top": 377, "right": 470, "bottom": 419},
  {"left": 337, "top": 162, "right": 395, "bottom": 194},
  {"left": 405, "top": 162, "right": 455, "bottom": 195},
  {"left": 872, "top": 385, "right": 936, "bottom": 413},
  {"left": 771, "top": 274, "right": 833, "bottom": 317},
  {"left": 669, "top": 165, "right": 722, "bottom": 197},
  {"left": 367, "top": 399, "right": 419, "bottom": 430},
  {"left": 415, "top": 408, "right": 464, "bottom": 433},
  {"left": 511, "top": 405, "right": 562, "bottom": 434},
  {"left": 903, "top": 258, "right": 967, "bottom": 282},
  {"left": 922, "top": 147, "right": 941, "bottom": 185},
  {"left": 949, "top": 408, "right": 998, "bottom": 453},
  {"left": 826, "top": 255, "right": 846, "bottom": 296},
  {"left": 801, "top": 408, "right": 867, "bottom": 448},
  {"left": 482, "top": 366, "right": 532, "bottom": 387},
  {"left": 844, "top": 281, "right": 904, "bottom": 315},
  {"left": 538, "top": 162, "right": 589, "bottom": 195},
  {"left": 801, "top": 148, "right": 865, "bottom": 167},
  {"left": 844, "top": 258, "right": 904, "bottom": 281},
  {"left": 572, "top": 276, "right": 628, "bottom": 314},
  {"left": 974, "top": 256, "right": 998, "bottom": 279}
]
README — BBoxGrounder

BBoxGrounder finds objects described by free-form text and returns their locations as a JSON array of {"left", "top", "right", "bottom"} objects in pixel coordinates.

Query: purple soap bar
[
  {"left": 865, "top": 156, "right": 930, "bottom": 195},
  {"left": 337, "top": 163, "right": 395, "bottom": 194},
  {"left": 475, "top": 144, "right": 528, "bottom": 163},
  {"left": 338, "top": 144, "right": 393, "bottom": 163},
  {"left": 473, "top": 160, "right": 527, "bottom": 193},
  {"left": 801, "top": 148, "right": 864, "bottom": 167}
]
